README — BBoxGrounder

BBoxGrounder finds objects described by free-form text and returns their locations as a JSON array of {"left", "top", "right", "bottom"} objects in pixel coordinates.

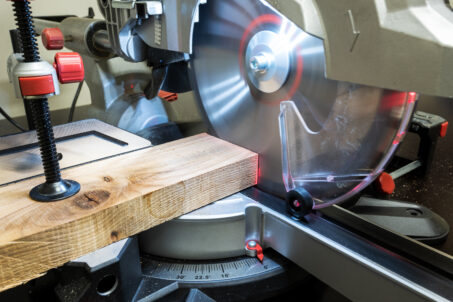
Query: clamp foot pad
[{"left": 30, "top": 180, "right": 80, "bottom": 202}]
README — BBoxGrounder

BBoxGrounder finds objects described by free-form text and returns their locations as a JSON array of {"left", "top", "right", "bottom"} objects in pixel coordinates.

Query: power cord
[
  {"left": 68, "top": 80, "right": 84, "bottom": 123},
  {"left": 0, "top": 106, "right": 26, "bottom": 132}
]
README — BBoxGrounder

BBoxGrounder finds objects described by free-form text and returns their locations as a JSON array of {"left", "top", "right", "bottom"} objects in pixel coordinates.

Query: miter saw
[{"left": 3, "top": 0, "right": 453, "bottom": 301}]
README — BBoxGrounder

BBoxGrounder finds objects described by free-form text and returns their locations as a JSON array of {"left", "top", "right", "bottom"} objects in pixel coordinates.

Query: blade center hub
[{"left": 245, "top": 30, "right": 291, "bottom": 94}]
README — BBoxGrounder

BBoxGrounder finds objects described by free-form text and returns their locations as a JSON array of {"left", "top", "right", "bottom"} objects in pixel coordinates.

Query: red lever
[
  {"left": 158, "top": 90, "right": 178, "bottom": 102},
  {"left": 246, "top": 240, "right": 264, "bottom": 262},
  {"left": 19, "top": 75, "right": 55, "bottom": 96},
  {"left": 440, "top": 122, "right": 448, "bottom": 138},
  {"left": 42, "top": 28, "right": 64, "bottom": 50},
  {"left": 53, "top": 52, "right": 85, "bottom": 84},
  {"left": 377, "top": 172, "right": 395, "bottom": 195}
]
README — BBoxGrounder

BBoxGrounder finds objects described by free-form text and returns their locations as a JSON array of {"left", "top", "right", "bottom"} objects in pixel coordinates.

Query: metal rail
[{"left": 243, "top": 188, "right": 453, "bottom": 301}]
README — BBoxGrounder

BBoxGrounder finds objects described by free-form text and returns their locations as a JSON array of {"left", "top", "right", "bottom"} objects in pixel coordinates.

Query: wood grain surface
[{"left": 0, "top": 134, "right": 258, "bottom": 292}]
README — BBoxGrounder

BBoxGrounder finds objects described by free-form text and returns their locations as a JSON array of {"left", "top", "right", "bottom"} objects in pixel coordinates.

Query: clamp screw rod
[
  {"left": 10, "top": 0, "right": 80, "bottom": 202},
  {"left": 11, "top": 0, "right": 40, "bottom": 63},
  {"left": 30, "top": 98, "right": 61, "bottom": 183}
]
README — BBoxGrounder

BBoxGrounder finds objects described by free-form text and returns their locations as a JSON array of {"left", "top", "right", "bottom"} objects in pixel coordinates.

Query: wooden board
[{"left": 0, "top": 134, "right": 258, "bottom": 292}]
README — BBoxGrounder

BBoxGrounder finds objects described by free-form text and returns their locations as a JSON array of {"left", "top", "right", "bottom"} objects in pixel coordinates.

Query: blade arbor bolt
[{"left": 249, "top": 53, "right": 272, "bottom": 74}]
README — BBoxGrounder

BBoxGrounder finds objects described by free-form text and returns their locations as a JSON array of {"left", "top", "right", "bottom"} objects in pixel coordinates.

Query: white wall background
[{"left": 0, "top": 0, "right": 101, "bottom": 121}]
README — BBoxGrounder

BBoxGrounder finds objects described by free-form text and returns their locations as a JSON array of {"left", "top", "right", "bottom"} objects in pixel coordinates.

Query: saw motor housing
[{"left": 98, "top": 0, "right": 453, "bottom": 98}]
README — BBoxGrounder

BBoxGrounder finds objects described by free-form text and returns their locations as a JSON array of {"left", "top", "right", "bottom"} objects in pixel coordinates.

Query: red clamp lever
[
  {"left": 440, "top": 122, "right": 449, "bottom": 138},
  {"left": 42, "top": 28, "right": 64, "bottom": 50},
  {"left": 376, "top": 172, "right": 395, "bottom": 195},
  {"left": 246, "top": 240, "right": 264, "bottom": 262},
  {"left": 54, "top": 52, "right": 85, "bottom": 84}
]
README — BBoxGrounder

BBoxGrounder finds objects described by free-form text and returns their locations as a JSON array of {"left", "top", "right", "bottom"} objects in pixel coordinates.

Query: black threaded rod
[
  {"left": 30, "top": 99, "right": 62, "bottom": 184},
  {"left": 12, "top": 0, "right": 40, "bottom": 63},
  {"left": 11, "top": 0, "right": 80, "bottom": 201},
  {"left": 12, "top": 0, "right": 61, "bottom": 185}
]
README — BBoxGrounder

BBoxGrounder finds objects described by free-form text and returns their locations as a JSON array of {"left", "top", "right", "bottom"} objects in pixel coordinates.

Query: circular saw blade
[{"left": 190, "top": 0, "right": 415, "bottom": 205}]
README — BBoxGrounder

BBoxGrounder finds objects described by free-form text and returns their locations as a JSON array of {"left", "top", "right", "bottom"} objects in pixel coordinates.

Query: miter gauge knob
[
  {"left": 42, "top": 27, "right": 64, "bottom": 50},
  {"left": 53, "top": 52, "right": 85, "bottom": 84}
]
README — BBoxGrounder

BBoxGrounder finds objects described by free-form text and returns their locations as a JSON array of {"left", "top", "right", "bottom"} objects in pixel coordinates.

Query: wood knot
[
  {"left": 73, "top": 190, "right": 111, "bottom": 209},
  {"left": 111, "top": 231, "right": 119, "bottom": 241},
  {"left": 103, "top": 176, "right": 113, "bottom": 183}
]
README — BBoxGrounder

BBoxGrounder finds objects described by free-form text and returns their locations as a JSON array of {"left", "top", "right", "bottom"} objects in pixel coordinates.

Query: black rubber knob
[{"left": 286, "top": 188, "right": 314, "bottom": 219}]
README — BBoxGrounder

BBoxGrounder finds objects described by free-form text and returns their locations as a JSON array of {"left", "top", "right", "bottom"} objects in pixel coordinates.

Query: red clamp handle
[{"left": 53, "top": 52, "right": 85, "bottom": 84}]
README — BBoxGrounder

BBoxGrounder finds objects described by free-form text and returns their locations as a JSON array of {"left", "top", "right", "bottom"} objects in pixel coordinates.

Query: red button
[
  {"left": 377, "top": 172, "right": 395, "bottom": 195},
  {"left": 42, "top": 28, "right": 64, "bottom": 50},
  {"left": 440, "top": 122, "right": 448, "bottom": 138},
  {"left": 54, "top": 52, "right": 85, "bottom": 84},
  {"left": 19, "top": 75, "right": 55, "bottom": 96}
]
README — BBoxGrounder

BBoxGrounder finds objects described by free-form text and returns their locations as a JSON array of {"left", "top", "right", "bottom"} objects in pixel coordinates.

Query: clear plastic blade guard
[{"left": 279, "top": 90, "right": 417, "bottom": 209}]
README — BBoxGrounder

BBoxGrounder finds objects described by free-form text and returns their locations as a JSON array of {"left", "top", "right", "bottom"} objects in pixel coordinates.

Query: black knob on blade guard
[{"left": 286, "top": 188, "right": 314, "bottom": 219}]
